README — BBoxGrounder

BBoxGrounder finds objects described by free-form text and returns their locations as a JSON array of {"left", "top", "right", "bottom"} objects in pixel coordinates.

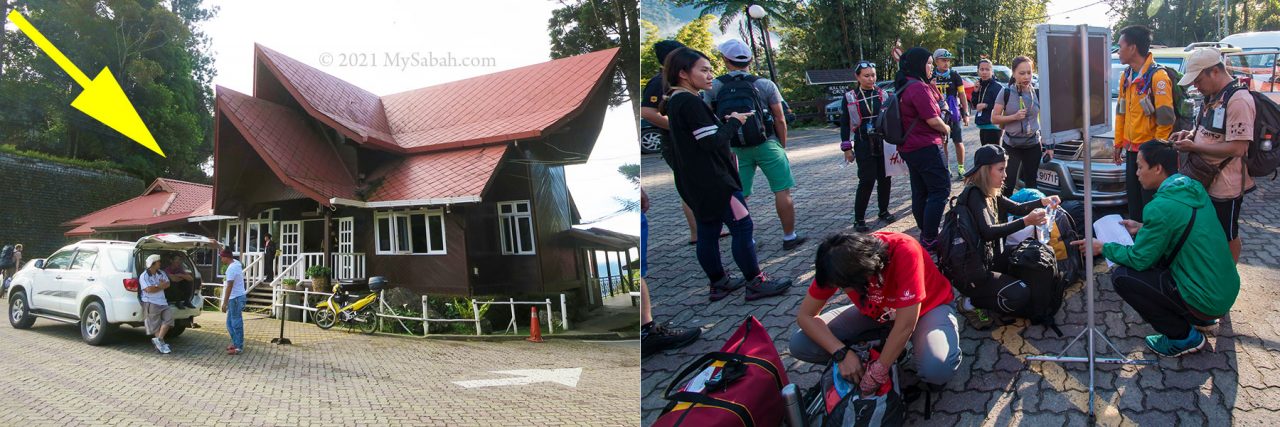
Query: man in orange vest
[{"left": 1114, "top": 25, "right": 1175, "bottom": 222}]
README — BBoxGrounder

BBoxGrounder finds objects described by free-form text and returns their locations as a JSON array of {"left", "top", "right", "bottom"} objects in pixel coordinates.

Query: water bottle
[
  {"left": 1037, "top": 208, "right": 1053, "bottom": 245},
  {"left": 1263, "top": 133, "right": 1274, "bottom": 152},
  {"left": 782, "top": 384, "right": 805, "bottom": 427}
]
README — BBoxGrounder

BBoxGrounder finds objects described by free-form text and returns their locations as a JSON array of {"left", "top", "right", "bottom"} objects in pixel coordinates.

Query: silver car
[{"left": 1036, "top": 132, "right": 1127, "bottom": 207}]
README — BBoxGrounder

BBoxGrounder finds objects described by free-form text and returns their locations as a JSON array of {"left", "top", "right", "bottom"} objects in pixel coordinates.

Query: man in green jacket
[{"left": 1075, "top": 140, "right": 1240, "bottom": 357}]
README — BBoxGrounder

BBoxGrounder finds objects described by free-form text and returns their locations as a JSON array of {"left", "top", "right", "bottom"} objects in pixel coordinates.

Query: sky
[
  {"left": 200, "top": 0, "right": 639, "bottom": 235},
  {"left": 1045, "top": 0, "right": 1117, "bottom": 27}
]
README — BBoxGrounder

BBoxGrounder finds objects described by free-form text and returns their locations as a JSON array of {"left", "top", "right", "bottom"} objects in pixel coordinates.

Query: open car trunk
[{"left": 132, "top": 233, "right": 216, "bottom": 316}]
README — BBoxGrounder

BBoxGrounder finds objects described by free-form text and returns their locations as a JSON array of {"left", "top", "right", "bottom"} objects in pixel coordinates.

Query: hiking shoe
[
  {"left": 709, "top": 274, "right": 744, "bottom": 302},
  {"left": 854, "top": 220, "right": 870, "bottom": 233},
  {"left": 959, "top": 299, "right": 993, "bottom": 330},
  {"left": 641, "top": 322, "right": 702, "bottom": 358},
  {"left": 782, "top": 235, "right": 809, "bottom": 251},
  {"left": 1145, "top": 330, "right": 1206, "bottom": 357},
  {"left": 745, "top": 274, "right": 791, "bottom": 301},
  {"left": 152, "top": 338, "right": 168, "bottom": 354},
  {"left": 878, "top": 211, "right": 896, "bottom": 223},
  {"left": 1192, "top": 318, "right": 1220, "bottom": 333}
]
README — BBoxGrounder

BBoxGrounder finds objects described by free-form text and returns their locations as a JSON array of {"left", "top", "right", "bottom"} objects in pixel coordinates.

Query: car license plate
[{"left": 1037, "top": 169, "right": 1059, "bottom": 187}]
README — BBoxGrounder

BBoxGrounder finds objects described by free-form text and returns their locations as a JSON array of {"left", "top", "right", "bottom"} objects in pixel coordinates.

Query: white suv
[{"left": 8, "top": 233, "right": 216, "bottom": 345}]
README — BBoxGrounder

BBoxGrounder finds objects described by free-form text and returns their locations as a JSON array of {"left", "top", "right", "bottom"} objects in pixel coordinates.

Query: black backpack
[
  {"left": 0, "top": 245, "right": 13, "bottom": 269},
  {"left": 1220, "top": 82, "right": 1280, "bottom": 179},
  {"left": 1007, "top": 236, "right": 1066, "bottom": 336},
  {"left": 937, "top": 187, "right": 987, "bottom": 289},
  {"left": 713, "top": 74, "right": 770, "bottom": 147},
  {"left": 872, "top": 80, "right": 922, "bottom": 146}
]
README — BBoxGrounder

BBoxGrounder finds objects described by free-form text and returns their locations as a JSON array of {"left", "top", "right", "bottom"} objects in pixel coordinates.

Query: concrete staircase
[{"left": 245, "top": 279, "right": 275, "bottom": 311}]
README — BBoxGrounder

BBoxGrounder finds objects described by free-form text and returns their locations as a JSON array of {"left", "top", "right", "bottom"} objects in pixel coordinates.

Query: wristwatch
[{"left": 832, "top": 346, "right": 851, "bottom": 362}]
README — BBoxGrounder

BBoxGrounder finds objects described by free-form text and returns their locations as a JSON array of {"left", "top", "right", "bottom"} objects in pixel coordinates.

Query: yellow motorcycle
[{"left": 313, "top": 277, "right": 389, "bottom": 334}]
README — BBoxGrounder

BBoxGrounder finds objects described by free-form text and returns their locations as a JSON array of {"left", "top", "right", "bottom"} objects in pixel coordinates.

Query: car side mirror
[{"left": 34, "top": 259, "right": 44, "bottom": 269}]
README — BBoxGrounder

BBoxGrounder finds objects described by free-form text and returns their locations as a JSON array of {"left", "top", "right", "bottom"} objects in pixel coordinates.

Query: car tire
[
  {"left": 80, "top": 301, "right": 115, "bottom": 346},
  {"left": 640, "top": 128, "right": 665, "bottom": 154},
  {"left": 167, "top": 324, "right": 186, "bottom": 339},
  {"left": 9, "top": 290, "right": 35, "bottom": 329}
]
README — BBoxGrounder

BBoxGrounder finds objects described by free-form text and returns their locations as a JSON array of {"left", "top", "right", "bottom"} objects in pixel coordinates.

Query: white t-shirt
[
  {"left": 139, "top": 270, "right": 170, "bottom": 306},
  {"left": 225, "top": 260, "right": 247, "bottom": 299}
]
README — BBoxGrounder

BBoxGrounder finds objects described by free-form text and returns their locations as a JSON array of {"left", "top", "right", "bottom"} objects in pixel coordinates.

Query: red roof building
[
  {"left": 212, "top": 44, "right": 623, "bottom": 303},
  {"left": 63, "top": 178, "right": 215, "bottom": 239}
]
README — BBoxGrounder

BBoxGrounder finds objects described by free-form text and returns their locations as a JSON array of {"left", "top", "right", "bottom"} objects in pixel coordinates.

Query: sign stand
[{"left": 1023, "top": 24, "right": 1156, "bottom": 425}]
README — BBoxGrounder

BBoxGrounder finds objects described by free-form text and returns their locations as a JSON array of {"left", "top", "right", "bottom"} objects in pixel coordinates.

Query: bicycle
[{"left": 313, "top": 277, "right": 389, "bottom": 334}]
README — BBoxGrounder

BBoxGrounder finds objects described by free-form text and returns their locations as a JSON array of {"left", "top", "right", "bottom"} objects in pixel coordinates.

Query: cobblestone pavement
[
  {"left": 641, "top": 125, "right": 1280, "bottom": 426},
  {"left": 0, "top": 307, "right": 639, "bottom": 426}
]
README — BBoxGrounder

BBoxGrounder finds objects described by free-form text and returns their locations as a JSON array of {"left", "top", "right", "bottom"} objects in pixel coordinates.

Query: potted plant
[
  {"left": 306, "top": 265, "right": 332, "bottom": 292},
  {"left": 280, "top": 277, "right": 299, "bottom": 291}
]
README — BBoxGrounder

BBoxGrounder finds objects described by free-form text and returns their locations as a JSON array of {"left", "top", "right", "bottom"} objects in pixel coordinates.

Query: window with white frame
[
  {"left": 498, "top": 201, "right": 535, "bottom": 255},
  {"left": 374, "top": 209, "right": 447, "bottom": 255}
]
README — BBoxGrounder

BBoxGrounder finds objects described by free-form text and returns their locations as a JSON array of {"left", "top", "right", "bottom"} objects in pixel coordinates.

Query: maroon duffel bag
[{"left": 653, "top": 316, "right": 789, "bottom": 427}]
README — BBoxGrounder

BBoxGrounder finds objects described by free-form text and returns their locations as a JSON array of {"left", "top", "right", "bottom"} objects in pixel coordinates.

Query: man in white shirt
[
  {"left": 140, "top": 254, "right": 173, "bottom": 354},
  {"left": 220, "top": 248, "right": 247, "bottom": 355}
]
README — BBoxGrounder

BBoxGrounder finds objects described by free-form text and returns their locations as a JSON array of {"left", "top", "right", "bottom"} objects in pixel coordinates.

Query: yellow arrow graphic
[{"left": 7, "top": 10, "right": 164, "bottom": 157}]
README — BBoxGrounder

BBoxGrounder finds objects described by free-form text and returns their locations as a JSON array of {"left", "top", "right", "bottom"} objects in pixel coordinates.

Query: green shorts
[{"left": 731, "top": 140, "right": 795, "bottom": 197}]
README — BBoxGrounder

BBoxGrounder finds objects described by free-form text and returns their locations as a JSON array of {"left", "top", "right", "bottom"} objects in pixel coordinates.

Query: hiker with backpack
[
  {"left": 705, "top": 39, "right": 808, "bottom": 251},
  {"left": 790, "top": 232, "right": 961, "bottom": 393},
  {"left": 945, "top": 145, "right": 1061, "bottom": 328},
  {"left": 893, "top": 47, "right": 954, "bottom": 251},
  {"left": 839, "top": 60, "right": 895, "bottom": 233},
  {"left": 1074, "top": 140, "right": 1240, "bottom": 357},
  {"left": 641, "top": 40, "right": 705, "bottom": 246},
  {"left": 0, "top": 243, "right": 20, "bottom": 286},
  {"left": 660, "top": 47, "right": 792, "bottom": 302},
  {"left": 1115, "top": 25, "right": 1177, "bottom": 223},
  {"left": 932, "top": 49, "right": 971, "bottom": 180},
  {"left": 971, "top": 59, "right": 1005, "bottom": 147},
  {"left": 1173, "top": 48, "right": 1261, "bottom": 264},
  {"left": 991, "top": 56, "right": 1051, "bottom": 197}
]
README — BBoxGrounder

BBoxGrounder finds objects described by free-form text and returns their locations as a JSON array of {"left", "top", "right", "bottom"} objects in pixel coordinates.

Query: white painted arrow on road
[{"left": 452, "top": 368, "right": 582, "bottom": 389}]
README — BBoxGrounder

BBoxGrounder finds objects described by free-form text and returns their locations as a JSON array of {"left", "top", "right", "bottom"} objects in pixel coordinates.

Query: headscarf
[{"left": 895, "top": 47, "right": 933, "bottom": 91}]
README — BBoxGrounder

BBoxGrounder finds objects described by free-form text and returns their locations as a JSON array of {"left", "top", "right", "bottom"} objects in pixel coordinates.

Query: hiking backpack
[
  {"left": 872, "top": 80, "right": 922, "bottom": 146},
  {"left": 0, "top": 245, "right": 13, "bottom": 270},
  {"left": 936, "top": 187, "right": 988, "bottom": 289},
  {"left": 1220, "top": 81, "right": 1280, "bottom": 179},
  {"left": 1007, "top": 235, "right": 1066, "bottom": 336},
  {"left": 1144, "top": 66, "right": 1195, "bottom": 133},
  {"left": 713, "top": 74, "right": 771, "bottom": 148}
]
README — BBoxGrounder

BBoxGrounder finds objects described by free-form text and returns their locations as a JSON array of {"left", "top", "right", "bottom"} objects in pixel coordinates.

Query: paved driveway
[
  {"left": 641, "top": 125, "right": 1280, "bottom": 425},
  {"left": 1, "top": 307, "right": 639, "bottom": 426}
]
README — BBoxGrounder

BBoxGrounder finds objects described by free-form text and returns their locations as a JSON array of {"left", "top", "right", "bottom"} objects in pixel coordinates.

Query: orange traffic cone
[{"left": 526, "top": 306, "right": 544, "bottom": 343}]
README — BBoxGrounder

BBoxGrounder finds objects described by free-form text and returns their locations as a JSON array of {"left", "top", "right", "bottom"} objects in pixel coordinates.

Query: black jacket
[
  {"left": 667, "top": 90, "right": 744, "bottom": 222},
  {"left": 961, "top": 186, "right": 1040, "bottom": 261}
]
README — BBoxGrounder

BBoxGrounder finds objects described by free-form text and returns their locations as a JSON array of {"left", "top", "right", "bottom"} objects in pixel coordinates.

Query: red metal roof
[
  {"left": 367, "top": 145, "right": 507, "bottom": 202},
  {"left": 216, "top": 86, "right": 359, "bottom": 203},
  {"left": 64, "top": 179, "right": 212, "bottom": 237},
  {"left": 216, "top": 46, "right": 618, "bottom": 206},
  {"left": 255, "top": 45, "right": 398, "bottom": 148},
  {"left": 380, "top": 48, "right": 620, "bottom": 152}
]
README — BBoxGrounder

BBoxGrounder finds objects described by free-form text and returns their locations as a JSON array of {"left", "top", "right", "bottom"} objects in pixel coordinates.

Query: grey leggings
[{"left": 790, "top": 303, "right": 962, "bottom": 385}]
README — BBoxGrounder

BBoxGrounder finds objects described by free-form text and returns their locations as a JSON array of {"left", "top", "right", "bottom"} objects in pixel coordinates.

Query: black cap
[
  {"left": 965, "top": 145, "right": 1007, "bottom": 178},
  {"left": 654, "top": 40, "right": 686, "bottom": 65}
]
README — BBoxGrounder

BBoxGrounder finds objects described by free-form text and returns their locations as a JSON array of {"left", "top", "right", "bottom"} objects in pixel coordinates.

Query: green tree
[
  {"left": 675, "top": 14, "right": 724, "bottom": 75},
  {"left": 670, "top": 0, "right": 795, "bottom": 32},
  {"left": 1106, "top": 0, "right": 1280, "bottom": 46},
  {"left": 548, "top": 0, "right": 641, "bottom": 118},
  {"left": 0, "top": 0, "right": 217, "bottom": 183},
  {"left": 640, "top": 19, "right": 662, "bottom": 78}
]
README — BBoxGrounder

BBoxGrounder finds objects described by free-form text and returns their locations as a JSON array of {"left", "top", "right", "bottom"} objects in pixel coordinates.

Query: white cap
[
  {"left": 718, "top": 39, "right": 753, "bottom": 63},
  {"left": 1179, "top": 48, "right": 1222, "bottom": 86},
  {"left": 145, "top": 254, "right": 161, "bottom": 267}
]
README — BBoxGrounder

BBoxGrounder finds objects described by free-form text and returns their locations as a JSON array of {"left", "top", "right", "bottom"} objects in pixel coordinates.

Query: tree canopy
[
  {"left": 0, "top": 0, "right": 217, "bottom": 183},
  {"left": 548, "top": 0, "right": 641, "bottom": 118},
  {"left": 1109, "top": 0, "right": 1280, "bottom": 47}
]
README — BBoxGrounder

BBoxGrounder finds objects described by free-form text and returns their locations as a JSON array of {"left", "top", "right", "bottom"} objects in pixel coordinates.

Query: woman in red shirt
[{"left": 791, "top": 231, "right": 961, "bottom": 394}]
